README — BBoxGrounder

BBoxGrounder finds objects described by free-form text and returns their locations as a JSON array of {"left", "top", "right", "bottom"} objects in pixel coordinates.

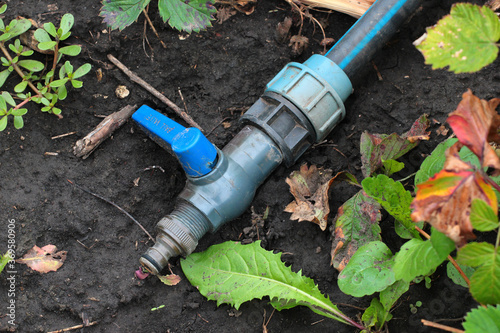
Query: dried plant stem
[
  {"left": 421, "top": 319, "right": 464, "bottom": 333},
  {"left": 47, "top": 321, "right": 98, "bottom": 333},
  {"left": 295, "top": 0, "right": 374, "bottom": 18},
  {"left": 106, "top": 54, "right": 203, "bottom": 131},
  {"left": 415, "top": 226, "right": 470, "bottom": 287},
  {"left": 142, "top": 8, "right": 167, "bottom": 48},
  {"left": 67, "top": 179, "right": 155, "bottom": 243}
]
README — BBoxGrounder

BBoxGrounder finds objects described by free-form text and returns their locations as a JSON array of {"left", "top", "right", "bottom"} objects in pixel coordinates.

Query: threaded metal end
[{"left": 140, "top": 201, "right": 211, "bottom": 275}]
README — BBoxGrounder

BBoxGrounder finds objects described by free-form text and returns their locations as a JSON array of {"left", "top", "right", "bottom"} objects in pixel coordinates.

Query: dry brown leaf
[
  {"left": 284, "top": 164, "right": 334, "bottom": 231},
  {"left": 217, "top": 6, "right": 238, "bottom": 24},
  {"left": 158, "top": 274, "right": 181, "bottom": 286},
  {"left": 16, "top": 245, "right": 67, "bottom": 273},
  {"left": 289, "top": 35, "right": 309, "bottom": 57}
]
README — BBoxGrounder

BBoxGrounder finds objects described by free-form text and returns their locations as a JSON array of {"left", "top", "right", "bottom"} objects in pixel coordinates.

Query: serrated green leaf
[
  {"left": 362, "top": 174, "right": 421, "bottom": 239},
  {"left": 73, "top": 63, "right": 91, "bottom": 79},
  {"left": 34, "top": 28, "right": 52, "bottom": 43},
  {"left": 17, "top": 59, "right": 44, "bottom": 72},
  {"left": 0, "top": 69, "right": 11, "bottom": 87},
  {"left": 415, "top": 138, "right": 480, "bottom": 185},
  {"left": 382, "top": 159, "right": 405, "bottom": 176},
  {"left": 0, "top": 115, "right": 7, "bottom": 131},
  {"left": 181, "top": 241, "right": 354, "bottom": 325},
  {"left": 44, "top": 22, "right": 57, "bottom": 38},
  {"left": 393, "top": 228, "right": 455, "bottom": 282},
  {"left": 331, "top": 190, "right": 381, "bottom": 271},
  {"left": 470, "top": 199, "right": 499, "bottom": 231},
  {"left": 338, "top": 241, "right": 395, "bottom": 297},
  {"left": 158, "top": 0, "right": 216, "bottom": 33},
  {"left": 470, "top": 256, "right": 500, "bottom": 304},
  {"left": 38, "top": 41, "right": 57, "bottom": 51},
  {"left": 463, "top": 305, "right": 500, "bottom": 333},
  {"left": 59, "top": 14, "right": 74, "bottom": 37},
  {"left": 59, "top": 45, "right": 81, "bottom": 56},
  {"left": 457, "top": 242, "right": 495, "bottom": 267},
  {"left": 416, "top": 4, "right": 500, "bottom": 73},
  {"left": 13, "top": 115, "right": 23, "bottom": 129},
  {"left": 446, "top": 261, "right": 475, "bottom": 288},
  {"left": 100, "top": 0, "right": 151, "bottom": 31},
  {"left": 14, "top": 80, "right": 28, "bottom": 93}
]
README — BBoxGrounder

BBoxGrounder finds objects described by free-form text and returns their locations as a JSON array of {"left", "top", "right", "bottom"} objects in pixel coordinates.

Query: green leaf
[
  {"left": 13, "top": 115, "right": 23, "bottom": 129},
  {"left": 470, "top": 199, "right": 499, "bottom": 231},
  {"left": 59, "top": 14, "right": 74, "bottom": 37},
  {"left": 0, "top": 69, "right": 11, "bottom": 87},
  {"left": 64, "top": 61, "right": 73, "bottom": 74},
  {"left": 158, "top": 0, "right": 216, "bottom": 33},
  {"left": 362, "top": 174, "right": 420, "bottom": 239},
  {"left": 52, "top": 107, "right": 61, "bottom": 115},
  {"left": 382, "top": 159, "right": 405, "bottom": 176},
  {"left": 379, "top": 279, "right": 410, "bottom": 313},
  {"left": 38, "top": 41, "right": 57, "bottom": 51},
  {"left": 58, "top": 45, "right": 81, "bottom": 56},
  {"left": 44, "top": 22, "right": 57, "bottom": 38},
  {"left": 17, "top": 60, "right": 44, "bottom": 72},
  {"left": 0, "top": 18, "right": 31, "bottom": 41},
  {"left": 463, "top": 305, "right": 500, "bottom": 332},
  {"left": 20, "top": 49, "right": 34, "bottom": 57},
  {"left": 0, "top": 252, "right": 10, "bottom": 273},
  {"left": 14, "top": 80, "right": 28, "bottom": 93},
  {"left": 0, "top": 96, "right": 5, "bottom": 111},
  {"left": 415, "top": 138, "right": 480, "bottom": 186},
  {"left": 0, "top": 115, "right": 7, "bottom": 131},
  {"left": 338, "top": 241, "right": 395, "bottom": 297},
  {"left": 73, "top": 63, "right": 91, "bottom": 78},
  {"left": 100, "top": 0, "right": 151, "bottom": 31},
  {"left": 457, "top": 242, "right": 495, "bottom": 267},
  {"left": 181, "top": 241, "right": 353, "bottom": 325},
  {"left": 49, "top": 78, "right": 69, "bottom": 88},
  {"left": 446, "top": 261, "right": 475, "bottom": 288},
  {"left": 11, "top": 108, "right": 27, "bottom": 117},
  {"left": 57, "top": 85, "right": 67, "bottom": 100},
  {"left": 362, "top": 298, "right": 387, "bottom": 330},
  {"left": 34, "top": 28, "right": 52, "bottom": 43},
  {"left": 416, "top": 4, "right": 500, "bottom": 73},
  {"left": 0, "top": 4, "right": 7, "bottom": 15},
  {"left": 393, "top": 228, "right": 455, "bottom": 282},
  {"left": 2, "top": 92, "right": 15, "bottom": 107},
  {"left": 331, "top": 190, "right": 381, "bottom": 271},
  {"left": 71, "top": 80, "right": 83, "bottom": 88}
]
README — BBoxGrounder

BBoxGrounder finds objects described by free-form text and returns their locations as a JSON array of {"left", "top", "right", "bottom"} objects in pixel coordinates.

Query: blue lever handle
[{"left": 132, "top": 105, "right": 217, "bottom": 177}]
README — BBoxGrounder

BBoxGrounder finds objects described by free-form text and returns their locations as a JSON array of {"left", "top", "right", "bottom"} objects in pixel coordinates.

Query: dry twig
[
  {"left": 295, "top": 0, "right": 374, "bottom": 18},
  {"left": 106, "top": 54, "right": 203, "bottom": 131},
  {"left": 73, "top": 104, "right": 137, "bottom": 159},
  {"left": 421, "top": 319, "right": 465, "bottom": 333},
  {"left": 47, "top": 321, "right": 98, "bottom": 333}
]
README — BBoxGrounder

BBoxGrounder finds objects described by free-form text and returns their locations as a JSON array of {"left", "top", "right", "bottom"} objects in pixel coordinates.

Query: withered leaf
[
  {"left": 16, "top": 245, "right": 67, "bottom": 273},
  {"left": 447, "top": 90, "right": 500, "bottom": 171},
  {"left": 285, "top": 165, "right": 350, "bottom": 231},
  {"left": 216, "top": 6, "right": 238, "bottom": 24},
  {"left": 331, "top": 190, "right": 381, "bottom": 272},
  {"left": 411, "top": 142, "right": 498, "bottom": 246},
  {"left": 289, "top": 35, "right": 309, "bottom": 57},
  {"left": 360, "top": 114, "right": 430, "bottom": 177},
  {"left": 275, "top": 17, "right": 292, "bottom": 43},
  {"left": 158, "top": 273, "right": 181, "bottom": 286}
]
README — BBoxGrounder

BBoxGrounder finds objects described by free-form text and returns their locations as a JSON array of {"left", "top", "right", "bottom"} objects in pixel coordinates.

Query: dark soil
[{"left": 1, "top": 0, "right": 499, "bottom": 332}]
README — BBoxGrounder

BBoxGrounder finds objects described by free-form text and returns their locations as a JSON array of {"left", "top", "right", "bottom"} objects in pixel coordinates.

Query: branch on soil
[
  {"left": 73, "top": 104, "right": 137, "bottom": 159},
  {"left": 106, "top": 54, "right": 203, "bottom": 131},
  {"left": 421, "top": 319, "right": 464, "bottom": 333}
]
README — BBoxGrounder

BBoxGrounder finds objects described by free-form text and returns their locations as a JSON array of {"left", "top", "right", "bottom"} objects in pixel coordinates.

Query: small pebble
[{"left": 115, "top": 85, "right": 129, "bottom": 99}]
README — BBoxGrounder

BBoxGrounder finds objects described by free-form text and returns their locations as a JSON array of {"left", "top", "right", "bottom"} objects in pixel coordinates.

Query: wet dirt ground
[{"left": 1, "top": 0, "right": 499, "bottom": 332}]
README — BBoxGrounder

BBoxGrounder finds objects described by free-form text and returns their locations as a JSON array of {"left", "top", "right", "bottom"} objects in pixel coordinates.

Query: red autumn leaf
[
  {"left": 411, "top": 142, "right": 498, "bottom": 246},
  {"left": 16, "top": 245, "right": 67, "bottom": 273},
  {"left": 284, "top": 164, "right": 341, "bottom": 231},
  {"left": 447, "top": 89, "right": 500, "bottom": 170}
]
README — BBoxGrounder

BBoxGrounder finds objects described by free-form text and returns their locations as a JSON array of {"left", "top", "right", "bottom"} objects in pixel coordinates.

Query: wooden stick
[
  {"left": 421, "top": 319, "right": 464, "bottom": 333},
  {"left": 73, "top": 104, "right": 137, "bottom": 159},
  {"left": 142, "top": 8, "right": 167, "bottom": 48},
  {"left": 295, "top": 0, "right": 374, "bottom": 18},
  {"left": 106, "top": 54, "right": 203, "bottom": 131},
  {"left": 47, "top": 321, "right": 98, "bottom": 333}
]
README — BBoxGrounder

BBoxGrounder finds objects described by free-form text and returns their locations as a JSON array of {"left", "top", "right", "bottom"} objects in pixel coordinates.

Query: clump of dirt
[{"left": 1, "top": 0, "right": 498, "bottom": 332}]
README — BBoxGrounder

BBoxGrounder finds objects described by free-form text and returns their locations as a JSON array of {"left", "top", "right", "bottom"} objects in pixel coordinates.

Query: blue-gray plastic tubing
[{"left": 326, "top": 0, "right": 421, "bottom": 78}]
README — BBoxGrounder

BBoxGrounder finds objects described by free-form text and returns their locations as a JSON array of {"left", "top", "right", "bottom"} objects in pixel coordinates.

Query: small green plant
[
  {"left": 0, "top": 252, "right": 10, "bottom": 274},
  {"left": 99, "top": 0, "right": 216, "bottom": 33},
  {"left": 0, "top": 4, "right": 91, "bottom": 131}
]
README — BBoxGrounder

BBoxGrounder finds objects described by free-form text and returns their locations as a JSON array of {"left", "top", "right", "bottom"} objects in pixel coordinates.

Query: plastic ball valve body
[{"left": 134, "top": 0, "right": 422, "bottom": 274}]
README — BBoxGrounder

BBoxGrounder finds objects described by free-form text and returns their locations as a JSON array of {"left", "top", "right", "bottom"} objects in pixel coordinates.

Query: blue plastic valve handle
[{"left": 132, "top": 105, "right": 217, "bottom": 177}]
